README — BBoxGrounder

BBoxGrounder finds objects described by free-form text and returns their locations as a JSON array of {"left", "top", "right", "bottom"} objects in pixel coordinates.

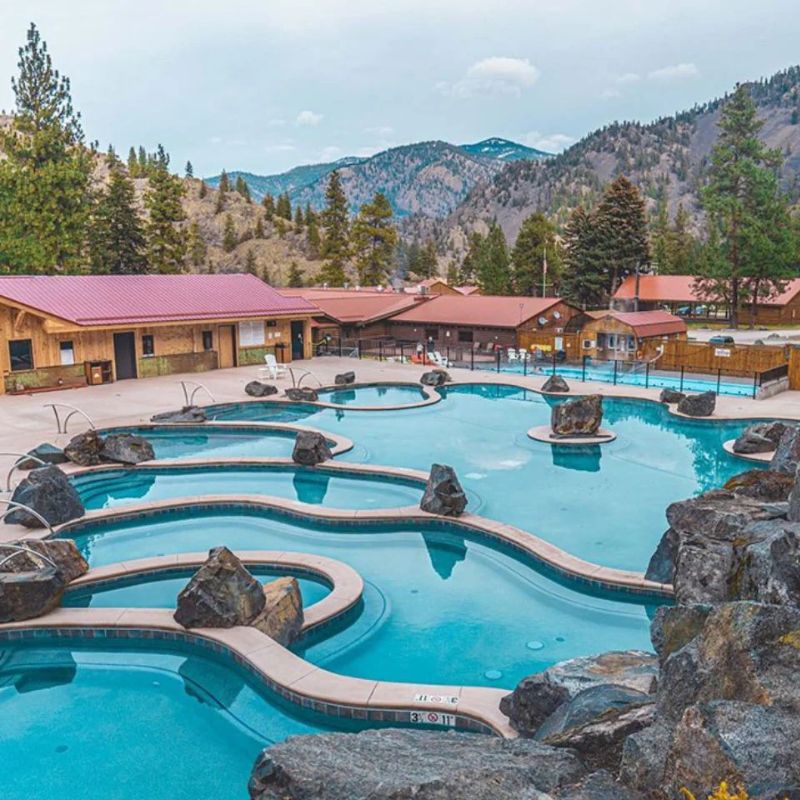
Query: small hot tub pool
[{"left": 316, "top": 383, "right": 429, "bottom": 407}]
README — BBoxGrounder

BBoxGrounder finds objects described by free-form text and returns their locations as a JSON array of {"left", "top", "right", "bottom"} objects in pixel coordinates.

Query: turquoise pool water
[
  {"left": 63, "top": 566, "right": 330, "bottom": 609},
  {"left": 204, "top": 384, "right": 753, "bottom": 572},
  {"left": 72, "top": 465, "right": 423, "bottom": 511},
  {"left": 316, "top": 383, "right": 428, "bottom": 406},
  {"left": 0, "top": 636, "right": 349, "bottom": 800},
  {"left": 62, "top": 507, "right": 655, "bottom": 689}
]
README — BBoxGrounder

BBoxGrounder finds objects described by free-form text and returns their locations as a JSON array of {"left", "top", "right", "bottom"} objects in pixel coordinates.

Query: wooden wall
[
  {"left": 657, "top": 339, "right": 789, "bottom": 376},
  {"left": 789, "top": 346, "right": 800, "bottom": 390}
]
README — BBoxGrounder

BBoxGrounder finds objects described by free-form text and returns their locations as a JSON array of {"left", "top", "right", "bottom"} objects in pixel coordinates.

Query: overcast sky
[{"left": 1, "top": 0, "right": 798, "bottom": 177}]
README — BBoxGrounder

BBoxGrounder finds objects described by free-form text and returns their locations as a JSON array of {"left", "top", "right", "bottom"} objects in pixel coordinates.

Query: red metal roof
[
  {"left": 456, "top": 285, "right": 481, "bottom": 295},
  {"left": 614, "top": 274, "right": 800, "bottom": 306},
  {"left": 594, "top": 310, "right": 687, "bottom": 338},
  {"left": 0, "top": 274, "right": 316, "bottom": 326},
  {"left": 282, "top": 289, "right": 425, "bottom": 324},
  {"left": 389, "top": 295, "right": 569, "bottom": 328}
]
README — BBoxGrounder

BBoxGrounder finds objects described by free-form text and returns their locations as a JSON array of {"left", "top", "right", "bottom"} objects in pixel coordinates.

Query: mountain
[{"left": 459, "top": 137, "right": 551, "bottom": 162}]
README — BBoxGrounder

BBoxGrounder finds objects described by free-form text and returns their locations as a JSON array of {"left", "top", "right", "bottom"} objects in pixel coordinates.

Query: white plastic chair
[
  {"left": 507, "top": 348, "right": 519, "bottom": 362},
  {"left": 259, "top": 353, "right": 288, "bottom": 380},
  {"left": 432, "top": 351, "right": 452, "bottom": 368}
]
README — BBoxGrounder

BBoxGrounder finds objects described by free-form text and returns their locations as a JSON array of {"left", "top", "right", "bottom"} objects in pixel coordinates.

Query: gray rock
[
  {"left": 0, "top": 538, "right": 88, "bottom": 583},
  {"left": 6, "top": 466, "right": 85, "bottom": 528},
  {"left": 618, "top": 722, "right": 673, "bottom": 793},
  {"left": 738, "top": 519, "right": 800, "bottom": 604},
  {"left": 733, "top": 422, "right": 789, "bottom": 455},
  {"left": 16, "top": 443, "right": 68, "bottom": 470},
  {"left": 770, "top": 424, "right": 800, "bottom": 475},
  {"left": 553, "top": 770, "right": 647, "bottom": 800},
  {"left": 420, "top": 463, "right": 467, "bottom": 516},
  {"left": 174, "top": 546, "right": 266, "bottom": 629},
  {"left": 101, "top": 433, "right": 155, "bottom": 465},
  {"left": 245, "top": 381, "right": 278, "bottom": 398},
  {"left": 285, "top": 387, "right": 319, "bottom": 402},
  {"left": 789, "top": 470, "right": 800, "bottom": 523},
  {"left": 291, "top": 431, "right": 332, "bottom": 466},
  {"left": 650, "top": 605, "right": 712, "bottom": 664},
  {"left": 659, "top": 389, "right": 685, "bottom": 404},
  {"left": 723, "top": 469, "right": 795, "bottom": 501},
  {"left": 676, "top": 391, "right": 716, "bottom": 417},
  {"left": 542, "top": 375, "right": 570, "bottom": 393},
  {"left": 251, "top": 576, "right": 303, "bottom": 646},
  {"left": 334, "top": 371, "right": 355, "bottom": 385},
  {"left": 0, "top": 567, "right": 65, "bottom": 623},
  {"left": 64, "top": 430, "right": 105, "bottom": 466},
  {"left": 248, "top": 728, "right": 587, "bottom": 800},
  {"left": 551, "top": 395, "right": 603, "bottom": 436},
  {"left": 500, "top": 676, "right": 571, "bottom": 737},
  {"left": 150, "top": 406, "right": 207, "bottom": 423},
  {"left": 420, "top": 369, "right": 451, "bottom": 387}
]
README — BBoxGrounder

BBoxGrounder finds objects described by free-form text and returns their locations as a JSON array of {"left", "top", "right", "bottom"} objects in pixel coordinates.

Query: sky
[{"left": 1, "top": 0, "right": 799, "bottom": 177}]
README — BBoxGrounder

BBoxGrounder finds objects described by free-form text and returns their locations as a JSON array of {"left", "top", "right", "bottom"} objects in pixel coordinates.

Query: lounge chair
[
  {"left": 432, "top": 351, "right": 452, "bottom": 368},
  {"left": 259, "top": 353, "right": 288, "bottom": 380}
]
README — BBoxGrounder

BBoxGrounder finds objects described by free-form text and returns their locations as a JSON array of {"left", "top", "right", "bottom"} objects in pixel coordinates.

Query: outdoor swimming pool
[
  {"left": 316, "top": 382, "right": 429, "bottom": 406},
  {"left": 72, "top": 464, "right": 424, "bottom": 511},
  {"left": 61, "top": 507, "right": 655, "bottom": 689}
]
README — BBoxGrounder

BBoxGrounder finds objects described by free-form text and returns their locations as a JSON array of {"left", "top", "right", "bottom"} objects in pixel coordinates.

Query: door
[
  {"left": 218, "top": 325, "right": 236, "bottom": 368},
  {"left": 290, "top": 320, "right": 305, "bottom": 360},
  {"left": 112, "top": 332, "right": 137, "bottom": 380}
]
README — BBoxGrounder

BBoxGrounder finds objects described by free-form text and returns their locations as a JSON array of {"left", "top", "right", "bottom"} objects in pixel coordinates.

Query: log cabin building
[
  {"left": 0, "top": 274, "right": 316, "bottom": 394},
  {"left": 577, "top": 310, "right": 687, "bottom": 361}
]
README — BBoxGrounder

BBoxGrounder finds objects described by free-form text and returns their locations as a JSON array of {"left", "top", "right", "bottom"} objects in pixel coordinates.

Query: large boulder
[
  {"left": 64, "top": 430, "right": 105, "bottom": 466},
  {"left": 150, "top": 406, "right": 207, "bottom": 423},
  {"left": 16, "top": 443, "right": 68, "bottom": 470},
  {"left": 101, "top": 433, "right": 155, "bottom": 465},
  {"left": 659, "top": 389, "right": 685, "bottom": 405},
  {"left": 789, "top": 474, "right": 800, "bottom": 523},
  {"left": 649, "top": 604, "right": 712, "bottom": 664},
  {"left": 291, "top": 431, "right": 332, "bottom": 466},
  {"left": 542, "top": 375, "right": 570, "bottom": 393},
  {"left": 770, "top": 424, "right": 800, "bottom": 475},
  {"left": 420, "top": 369, "right": 450, "bottom": 387},
  {"left": 420, "top": 463, "right": 467, "bottom": 516},
  {"left": 245, "top": 381, "right": 278, "bottom": 398},
  {"left": 733, "top": 421, "right": 789, "bottom": 455},
  {"left": 0, "top": 567, "right": 65, "bottom": 623},
  {"left": 251, "top": 577, "right": 303, "bottom": 646},
  {"left": 551, "top": 395, "right": 603, "bottom": 437},
  {"left": 285, "top": 387, "right": 318, "bottom": 402},
  {"left": 553, "top": 770, "right": 647, "bottom": 800},
  {"left": 174, "top": 546, "right": 266, "bottom": 629},
  {"left": 1, "top": 539, "right": 88, "bottom": 583},
  {"left": 248, "top": 728, "right": 587, "bottom": 800},
  {"left": 6, "top": 465, "right": 85, "bottom": 528},
  {"left": 676, "top": 391, "right": 716, "bottom": 417},
  {"left": 334, "top": 371, "right": 355, "bottom": 386}
]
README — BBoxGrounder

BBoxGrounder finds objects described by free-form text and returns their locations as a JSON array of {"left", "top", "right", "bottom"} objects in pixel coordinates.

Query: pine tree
[
  {"left": 294, "top": 204, "right": 304, "bottom": 231},
  {"left": 306, "top": 215, "right": 321, "bottom": 258},
  {"left": 560, "top": 207, "right": 606, "bottom": 307},
  {"left": 319, "top": 171, "right": 350, "bottom": 285},
  {"left": 287, "top": 261, "right": 304, "bottom": 287},
  {"left": 187, "top": 221, "right": 207, "bottom": 267},
  {"left": 185, "top": 161, "right": 194, "bottom": 178},
  {"left": 235, "top": 175, "right": 251, "bottom": 202},
  {"left": 143, "top": 144, "right": 186, "bottom": 273},
  {"left": 218, "top": 169, "right": 230, "bottom": 192},
  {"left": 418, "top": 240, "right": 438, "bottom": 279},
  {"left": 138, "top": 145, "right": 147, "bottom": 175},
  {"left": 127, "top": 146, "right": 139, "bottom": 177},
  {"left": 0, "top": 23, "right": 92, "bottom": 272},
  {"left": 88, "top": 164, "right": 147, "bottom": 274},
  {"left": 698, "top": 84, "right": 798, "bottom": 328},
  {"left": 475, "top": 224, "right": 511, "bottom": 294},
  {"left": 222, "top": 214, "right": 237, "bottom": 253},
  {"left": 510, "top": 213, "right": 561, "bottom": 296},
  {"left": 254, "top": 216, "right": 265, "bottom": 238},
  {"left": 244, "top": 248, "right": 257, "bottom": 274},
  {"left": 351, "top": 192, "right": 397, "bottom": 285},
  {"left": 458, "top": 233, "right": 484, "bottom": 284},
  {"left": 106, "top": 144, "right": 118, "bottom": 164},
  {"left": 276, "top": 192, "right": 292, "bottom": 220},
  {"left": 198, "top": 180, "right": 207, "bottom": 199},
  {"left": 262, "top": 193, "right": 275, "bottom": 220}
]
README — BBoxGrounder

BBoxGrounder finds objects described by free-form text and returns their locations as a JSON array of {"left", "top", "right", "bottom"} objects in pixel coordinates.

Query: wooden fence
[
  {"left": 789, "top": 347, "right": 800, "bottom": 390},
  {"left": 656, "top": 340, "right": 789, "bottom": 376}
]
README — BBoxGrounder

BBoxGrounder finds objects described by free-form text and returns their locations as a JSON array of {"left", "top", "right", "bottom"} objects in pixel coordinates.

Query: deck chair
[{"left": 259, "top": 353, "right": 288, "bottom": 380}]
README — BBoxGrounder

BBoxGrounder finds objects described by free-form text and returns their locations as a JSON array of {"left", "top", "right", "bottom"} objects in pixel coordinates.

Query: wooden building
[
  {"left": 578, "top": 310, "right": 687, "bottom": 361},
  {"left": 0, "top": 274, "right": 316, "bottom": 394}
]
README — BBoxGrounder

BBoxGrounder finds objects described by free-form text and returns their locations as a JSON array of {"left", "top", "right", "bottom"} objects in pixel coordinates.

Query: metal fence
[{"left": 314, "top": 337, "right": 788, "bottom": 399}]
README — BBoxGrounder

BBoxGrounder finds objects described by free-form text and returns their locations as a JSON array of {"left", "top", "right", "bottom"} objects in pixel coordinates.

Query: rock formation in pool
[
  {"left": 420, "top": 369, "right": 450, "bottom": 387},
  {"left": 292, "top": 431, "right": 332, "bottom": 465},
  {"left": 542, "top": 374, "right": 570, "bottom": 393},
  {"left": 150, "top": 405, "right": 207, "bottom": 423},
  {"left": 7, "top": 465, "right": 85, "bottom": 527},
  {"left": 285, "top": 387, "right": 319, "bottom": 402},
  {"left": 732, "top": 421, "right": 788, "bottom": 455},
  {"left": 770, "top": 424, "right": 800, "bottom": 474},
  {"left": 64, "top": 430, "right": 155, "bottom": 466},
  {"left": 420, "top": 463, "right": 467, "bottom": 516},
  {"left": 659, "top": 389, "right": 685, "bottom": 405},
  {"left": 551, "top": 395, "right": 603, "bottom": 436}
]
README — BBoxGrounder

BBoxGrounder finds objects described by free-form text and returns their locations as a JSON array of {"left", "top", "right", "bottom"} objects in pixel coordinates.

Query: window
[
  {"left": 142, "top": 334, "right": 155, "bottom": 357},
  {"left": 202, "top": 330, "right": 213, "bottom": 351},
  {"left": 59, "top": 340, "right": 75, "bottom": 366},
  {"left": 9, "top": 339, "right": 33, "bottom": 371},
  {"left": 582, "top": 339, "right": 593, "bottom": 350},
  {"left": 239, "top": 320, "right": 264, "bottom": 347},
  {"left": 266, "top": 320, "right": 277, "bottom": 328},
  {"left": 424, "top": 327, "right": 439, "bottom": 341},
  {"left": 457, "top": 330, "right": 473, "bottom": 343}
]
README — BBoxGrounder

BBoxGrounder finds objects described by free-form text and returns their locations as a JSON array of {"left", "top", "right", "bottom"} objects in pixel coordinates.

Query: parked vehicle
[{"left": 708, "top": 335, "right": 735, "bottom": 345}]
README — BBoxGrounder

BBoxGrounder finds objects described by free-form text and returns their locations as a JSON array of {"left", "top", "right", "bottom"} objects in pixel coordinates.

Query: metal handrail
[
  {"left": 179, "top": 380, "right": 215, "bottom": 406},
  {"left": 0, "top": 499, "right": 55, "bottom": 538},
  {"left": 0, "top": 542, "right": 57, "bottom": 570},
  {"left": 43, "top": 403, "right": 96, "bottom": 435},
  {"left": 1, "top": 452, "right": 48, "bottom": 492},
  {"left": 289, "top": 367, "right": 324, "bottom": 388}
]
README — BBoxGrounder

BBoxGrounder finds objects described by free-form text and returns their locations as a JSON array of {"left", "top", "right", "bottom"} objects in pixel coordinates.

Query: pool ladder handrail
[
  {"left": 43, "top": 403, "right": 96, "bottom": 435},
  {"left": 0, "top": 499, "right": 56, "bottom": 539},
  {"left": 179, "top": 380, "right": 216, "bottom": 407},
  {"left": 1, "top": 452, "right": 48, "bottom": 492},
  {"left": 0, "top": 541, "right": 58, "bottom": 571},
  {"left": 288, "top": 367, "right": 324, "bottom": 389}
]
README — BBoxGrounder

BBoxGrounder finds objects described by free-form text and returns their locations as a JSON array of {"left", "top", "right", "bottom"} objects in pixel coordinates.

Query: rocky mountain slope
[{"left": 460, "top": 137, "right": 551, "bottom": 162}]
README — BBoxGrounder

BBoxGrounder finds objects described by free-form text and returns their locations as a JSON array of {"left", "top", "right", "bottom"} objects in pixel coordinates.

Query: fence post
[
  {"left": 357, "top": 339, "right": 362, "bottom": 359},
  {"left": 680, "top": 366, "right": 685, "bottom": 392},
  {"left": 551, "top": 351, "right": 556, "bottom": 375},
  {"left": 523, "top": 353, "right": 527, "bottom": 377},
  {"left": 399, "top": 343, "right": 404, "bottom": 363},
  {"left": 752, "top": 372, "right": 758, "bottom": 399},
  {"left": 338, "top": 338, "right": 342, "bottom": 358},
  {"left": 582, "top": 355, "right": 587, "bottom": 383},
  {"left": 645, "top": 361, "right": 650, "bottom": 389},
  {"left": 446, "top": 345, "right": 450, "bottom": 366},
  {"left": 379, "top": 340, "right": 383, "bottom": 362},
  {"left": 613, "top": 359, "right": 618, "bottom": 386},
  {"left": 471, "top": 347, "right": 474, "bottom": 371},
  {"left": 716, "top": 369, "right": 721, "bottom": 396},
  {"left": 496, "top": 350, "right": 500, "bottom": 373}
]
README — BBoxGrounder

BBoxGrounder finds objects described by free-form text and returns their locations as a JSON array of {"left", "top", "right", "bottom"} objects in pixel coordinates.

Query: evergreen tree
[
  {"left": 446, "top": 259, "right": 459, "bottom": 285},
  {"left": 222, "top": 214, "right": 237, "bottom": 253},
  {"left": 287, "top": 261, "right": 304, "bottom": 287},
  {"left": 138, "top": 145, "right": 147, "bottom": 175},
  {"left": 187, "top": 221, "right": 207, "bottom": 267},
  {"left": 143, "top": 144, "right": 186, "bottom": 273},
  {"left": 127, "top": 146, "right": 138, "bottom": 177},
  {"left": 418, "top": 239, "right": 438, "bottom": 279},
  {"left": 458, "top": 232, "right": 484, "bottom": 284},
  {"left": 475, "top": 224, "right": 511, "bottom": 294},
  {"left": 0, "top": 23, "right": 92, "bottom": 272},
  {"left": 184, "top": 160, "right": 193, "bottom": 178},
  {"left": 218, "top": 169, "right": 230, "bottom": 192},
  {"left": 106, "top": 144, "right": 118, "bottom": 164},
  {"left": 254, "top": 216, "right": 265, "bottom": 238},
  {"left": 698, "top": 84, "right": 798, "bottom": 328},
  {"left": 351, "top": 192, "right": 397, "bottom": 285},
  {"left": 88, "top": 164, "right": 147, "bottom": 274},
  {"left": 294, "top": 204, "right": 304, "bottom": 231},
  {"left": 276, "top": 192, "right": 292, "bottom": 220},
  {"left": 560, "top": 207, "right": 606, "bottom": 307},
  {"left": 319, "top": 171, "right": 350, "bottom": 285},
  {"left": 262, "top": 193, "right": 275, "bottom": 220},
  {"left": 198, "top": 180, "right": 207, "bottom": 199},
  {"left": 510, "top": 213, "right": 561, "bottom": 296},
  {"left": 306, "top": 214, "right": 321, "bottom": 258},
  {"left": 235, "top": 175, "right": 251, "bottom": 202},
  {"left": 244, "top": 248, "right": 257, "bottom": 274}
]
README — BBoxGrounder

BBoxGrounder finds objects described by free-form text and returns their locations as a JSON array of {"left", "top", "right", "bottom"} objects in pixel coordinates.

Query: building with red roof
[
  {"left": 579, "top": 309, "right": 687, "bottom": 361},
  {"left": 0, "top": 273, "right": 317, "bottom": 393}
]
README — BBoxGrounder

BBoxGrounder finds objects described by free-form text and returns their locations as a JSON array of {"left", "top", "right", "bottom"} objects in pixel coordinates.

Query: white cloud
[
  {"left": 523, "top": 131, "right": 577, "bottom": 153},
  {"left": 599, "top": 87, "right": 622, "bottom": 100},
  {"left": 438, "top": 56, "right": 540, "bottom": 98},
  {"left": 296, "top": 110, "right": 324, "bottom": 126},
  {"left": 364, "top": 125, "right": 394, "bottom": 136},
  {"left": 616, "top": 72, "right": 641, "bottom": 84},
  {"left": 647, "top": 62, "right": 699, "bottom": 81}
]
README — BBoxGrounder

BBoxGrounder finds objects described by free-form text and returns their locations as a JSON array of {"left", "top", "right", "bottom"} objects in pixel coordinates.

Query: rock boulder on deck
[
  {"left": 0, "top": 567, "right": 65, "bottom": 623},
  {"left": 101, "top": 433, "right": 155, "bottom": 465},
  {"left": 420, "top": 369, "right": 450, "bottom": 387},
  {"left": 1, "top": 538, "right": 88, "bottom": 583},
  {"left": 245, "top": 381, "right": 278, "bottom": 398},
  {"left": 733, "top": 421, "right": 788, "bottom": 455},
  {"left": 658, "top": 389, "right": 685, "bottom": 404},
  {"left": 64, "top": 430, "right": 106, "bottom": 466},
  {"left": 285, "top": 387, "right": 318, "bottom": 402},
  {"left": 150, "top": 406, "right": 207, "bottom": 423},
  {"left": 542, "top": 375, "right": 570, "bottom": 393},
  {"left": 676, "top": 391, "right": 716, "bottom": 417},
  {"left": 251, "top": 576, "right": 304, "bottom": 646},
  {"left": 16, "top": 443, "right": 68, "bottom": 470},
  {"left": 6, "top": 465, "right": 85, "bottom": 528},
  {"left": 334, "top": 371, "right": 355, "bottom": 385}
]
